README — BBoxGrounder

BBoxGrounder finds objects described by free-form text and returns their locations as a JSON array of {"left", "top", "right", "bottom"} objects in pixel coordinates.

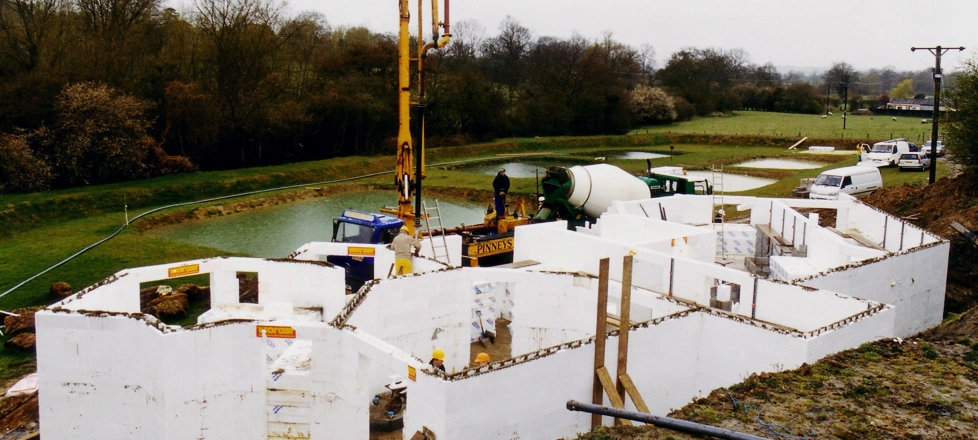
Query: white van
[
  {"left": 860, "top": 139, "right": 918, "bottom": 167},
  {"left": 809, "top": 166, "right": 882, "bottom": 200}
]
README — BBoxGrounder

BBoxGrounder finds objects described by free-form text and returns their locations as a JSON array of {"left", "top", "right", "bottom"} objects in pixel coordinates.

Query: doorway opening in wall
[
  {"left": 138, "top": 273, "right": 211, "bottom": 327},
  {"left": 237, "top": 271, "right": 259, "bottom": 304}
]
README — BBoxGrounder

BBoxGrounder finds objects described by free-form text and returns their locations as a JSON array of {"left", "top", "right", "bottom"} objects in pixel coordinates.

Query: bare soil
[{"left": 574, "top": 172, "right": 978, "bottom": 440}]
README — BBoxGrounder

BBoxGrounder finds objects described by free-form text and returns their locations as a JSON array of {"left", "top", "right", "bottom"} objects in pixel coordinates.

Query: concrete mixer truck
[{"left": 533, "top": 163, "right": 713, "bottom": 229}]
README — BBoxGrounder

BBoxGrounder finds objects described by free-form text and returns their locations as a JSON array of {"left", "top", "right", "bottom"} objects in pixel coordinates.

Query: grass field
[
  {"left": 631, "top": 111, "right": 938, "bottom": 143},
  {"left": 0, "top": 114, "right": 949, "bottom": 378}
]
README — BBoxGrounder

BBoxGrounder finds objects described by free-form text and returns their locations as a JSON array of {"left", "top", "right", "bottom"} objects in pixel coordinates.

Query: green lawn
[{"left": 631, "top": 111, "right": 938, "bottom": 143}]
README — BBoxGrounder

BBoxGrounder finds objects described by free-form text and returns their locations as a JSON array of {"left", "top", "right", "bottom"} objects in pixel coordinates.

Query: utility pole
[
  {"left": 842, "top": 79, "right": 849, "bottom": 130},
  {"left": 912, "top": 45, "right": 965, "bottom": 184}
]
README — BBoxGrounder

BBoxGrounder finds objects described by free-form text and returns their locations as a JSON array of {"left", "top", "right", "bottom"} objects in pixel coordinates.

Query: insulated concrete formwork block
[
  {"left": 669, "top": 260, "right": 713, "bottom": 305},
  {"left": 694, "top": 314, "right": 807, "bottom": 397},
  {"left": 804, "top": 305, "right": 895, "bottom": 363},
  {"left": 717, "top": 224, "right": 757, "bottom": 257},
  {"left": 619, "top": 315, "right": 702, "bottom": 415},
  {"left": 308, "top": 330, "right": 369, "bottom": 440},
  {"left": 161, "top": 324, "right": 265, "bottom": 440},
  {"left": 769, "top": 255, "right": 825, "bottom": 282},
  {"left": 439, "top": 346, "right": 595, "bottom": 440},
  {"left": 37, "top": 313, "right": 167, "bottom": 440},
  {"left": 403, "top": 370, "right": 449, "bottom": 438},
  {"left": 209, "top": 268, "right": 239, "bottom": 307}
]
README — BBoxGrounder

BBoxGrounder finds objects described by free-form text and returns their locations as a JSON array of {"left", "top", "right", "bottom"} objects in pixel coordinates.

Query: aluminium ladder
[
  {"left": 711, "top": 165, "right": 727, "bottom": 259},
  {"left": 421, "top": 200, "right": 452, "bottom": 265}
]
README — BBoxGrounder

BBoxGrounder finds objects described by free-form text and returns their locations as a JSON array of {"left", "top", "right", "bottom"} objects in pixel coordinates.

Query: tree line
[{"left": 0, "top": 0, "right": 956, "bottom": 193}]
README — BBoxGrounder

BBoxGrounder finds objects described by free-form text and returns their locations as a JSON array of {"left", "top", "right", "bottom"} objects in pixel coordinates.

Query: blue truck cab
[
  {"left": 329, "top": 210, "right": 405, "bottom": 292},
  {"left": 331, "top": 210, "right": 404, "bottom": 245}
]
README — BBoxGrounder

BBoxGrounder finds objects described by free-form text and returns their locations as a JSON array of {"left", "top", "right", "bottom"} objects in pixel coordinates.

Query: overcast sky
[{"left": 282, "top": 0, "right": 977, "bottom": 74}]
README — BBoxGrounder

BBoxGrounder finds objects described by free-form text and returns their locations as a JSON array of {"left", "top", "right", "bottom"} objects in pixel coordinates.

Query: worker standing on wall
[
  {"left": 390, "top": 226, "right": 422, "bottom": 275},
  {"left": 429, "top": 349, "right": 446, "bottom": 372},
  {"left": 493, "top": 169, "right": 510, "bottom": 218}
]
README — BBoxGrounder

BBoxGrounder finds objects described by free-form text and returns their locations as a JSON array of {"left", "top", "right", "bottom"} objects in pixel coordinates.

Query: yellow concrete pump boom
[{"left": 393, "top": 0, "right": 451, "bottom": 235}]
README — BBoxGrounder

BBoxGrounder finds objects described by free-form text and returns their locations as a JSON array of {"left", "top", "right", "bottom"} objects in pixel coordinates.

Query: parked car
[
  {"left": 921, "top": 140, "right": 945, "bottom": 157},
  {"left": 898, "top": 152, "right": 931, "bottom": 171}
]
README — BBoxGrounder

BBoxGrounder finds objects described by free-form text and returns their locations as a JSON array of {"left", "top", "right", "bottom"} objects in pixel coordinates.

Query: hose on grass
[{"left": 726, "top": 389, "right": 817, "bottom": 439}]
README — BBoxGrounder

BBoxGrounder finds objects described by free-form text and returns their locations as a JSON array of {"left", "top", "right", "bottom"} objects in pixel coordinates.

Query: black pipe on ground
[{"left": 566, "top": 400, "right": 768, "bottom": 440}]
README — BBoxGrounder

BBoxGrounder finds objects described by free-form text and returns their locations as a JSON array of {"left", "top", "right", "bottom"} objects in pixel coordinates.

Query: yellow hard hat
[
  {"left": 432, "top": 349, "right": 445, "bottom": 361},
  {"left": 475, "top": 352, "right": 490, "bottom": 363},
  {"left": 400, "top": 225, "right": 409, "bottom": 232}
]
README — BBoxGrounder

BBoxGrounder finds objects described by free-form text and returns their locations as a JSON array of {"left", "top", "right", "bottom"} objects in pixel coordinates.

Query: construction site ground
[
  {"left": 574, "top": 172, "right": 978, "bottom": 440},
  {"left": 4, "top": 174, "right": 978, "bottom": 440}
]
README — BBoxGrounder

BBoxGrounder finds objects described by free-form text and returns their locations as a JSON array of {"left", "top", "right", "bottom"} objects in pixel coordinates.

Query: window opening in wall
[
  {"left": 237, "top": 272, "right": 259, "bottom": 304},
  {"left": 138, "top": 273, "right": 211, "bottom": 327}
]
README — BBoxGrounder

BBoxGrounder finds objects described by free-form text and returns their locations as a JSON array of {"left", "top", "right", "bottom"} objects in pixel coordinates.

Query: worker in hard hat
[
  {"left": 429, "top": 349, "right": 446, "bottom": 372},
  {"left": 474, "top": 352, "right": 490, "bottom": 367},
  {"left": 492, "top": 168, "right": 509, "bottom": 218},
  {"left": 390, "top": 225, "right": 422, "bottom": 275}
]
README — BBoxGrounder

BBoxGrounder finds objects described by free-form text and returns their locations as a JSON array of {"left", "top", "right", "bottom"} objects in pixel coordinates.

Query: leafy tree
[
  {"left": 629, "top": 85, "right": 675, "bottom": 124},
  {"left": 35, "top": 82, "right": 155, "bottom": 186},
  {"left": 891, "top": 78, "right": 914, "bottom": 99},
  {"left": 657, "top": 47, "right": 747, "bottom": 115},
  {"left": 517, "top": 34, "right": 635, "bottom": 136},
  {"left": 824, "top": 62, "right": 858, "bottom": 101},
  {"left": 943, "top": 58, "right": 978, "bottom": 174},
  {"left": 0, "top": 132, "right": 51, "bottom": 193},
  {"left": 777, "top": 83, "right": 821, "bottom": 114}
]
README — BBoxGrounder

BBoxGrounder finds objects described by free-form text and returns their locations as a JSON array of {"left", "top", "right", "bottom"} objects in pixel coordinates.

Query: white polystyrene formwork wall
[
  {"left": 799, "top": 242, "right": 949, "bottom": 338},
  {"left": 840, "top": 204, "right": 942, "bottom": 251},
  {"left": 160, "top": 323, "right": 265, "bottom": 440},
  {"left": 760, "top": 200, "right": 815, "bottom": 250},
  {"left": 36, "top": 313, "right": 165, "bottom": 440},
  {"left": 406, "top": 305, "right": 897, "bottom": 440},
  {"left": 751, "top": 280, "right": 876, "bottom": 332},
  {"left": 424, "top": 310, "right": 814, "bottom": 440},
  {"left": 609, "top": 195, "right": 714, "bottom": 226},
  {"left": 716, "top": 223, "right": 757, "bottom": 256},
  {"left": 346, "top": 272, "right": 472, "bottom": 374},
  {"left": 804, "top": 305, "right": 895, "bottom": 364},
  {"left": 806, "top": 224, "right": 887, "bottom": 268},
  {"left": 61, "top": 257, "right": 347, "bottom": 317},
  {"left": 36, "top": 313, "right": 267, "bottom": 440},
  {"left": 307, "top": 328, "right": 388, "bottom": 440},
  {"left": 509, "top": 273, "right": 596, "bottom": 355}
]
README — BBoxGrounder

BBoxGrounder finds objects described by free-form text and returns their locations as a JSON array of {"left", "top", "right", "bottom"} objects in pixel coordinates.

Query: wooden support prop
[
  {"left": 615, "top": 254, "right": 633, "bottom": 422},
  {"left": 591, "top": 258, "right": 610, "bottom": 428},
  {"left": 619, "top": 373, "right": 650, "bottom": 414},
  {"left": 596, "top": 366, "right": 632, "bottom": 426},
  {"left": 788, "top": 136, "right": 808, "bottom": 150}
]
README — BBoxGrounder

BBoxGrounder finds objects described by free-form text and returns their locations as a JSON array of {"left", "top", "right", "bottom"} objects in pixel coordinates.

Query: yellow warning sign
[
  {"left": 408, "top": 365, "right": 417, "bottom": 381},
  {"left": 348, "top": 246, "right": 376, "bottom": 256},
  {"left": 256, "top": 325, "right": 296, "bottom": 339},
  {"left": 167, "top": 264, "right": 200, "bottom": 278}
]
